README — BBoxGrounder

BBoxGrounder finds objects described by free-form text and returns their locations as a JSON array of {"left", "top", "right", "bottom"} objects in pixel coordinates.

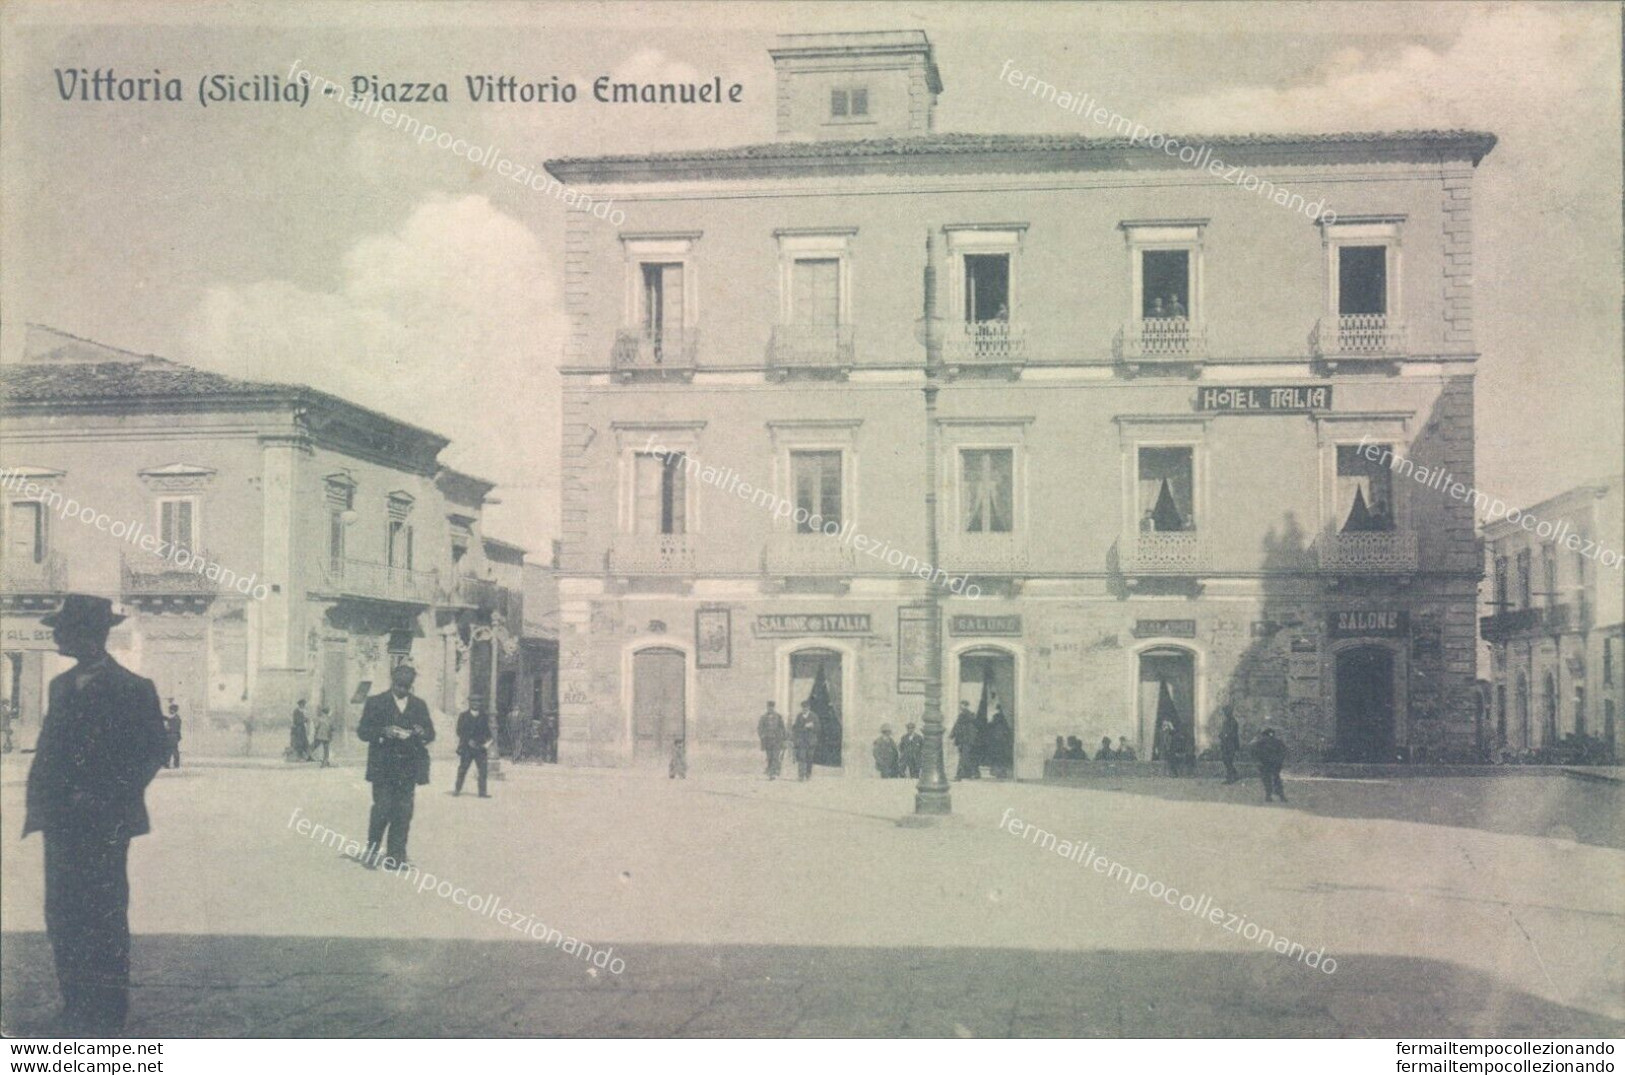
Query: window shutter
[
  {"left": 664, "top": 455, "right": 686, "bottom": 535},
  {"left": 634, "top": 454, "right": 663, "bottom": 534}
]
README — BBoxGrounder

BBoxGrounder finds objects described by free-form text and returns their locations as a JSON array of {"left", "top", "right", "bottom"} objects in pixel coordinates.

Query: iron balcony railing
[
  {"left": 317, "top": 557, "right": 439, "bottom": 605},
  {"left": 942, "top": 320, "right": 1028, "bottom": 364},
  {"left": 122, "top": 546, "right": 222, "bottom": 596},
  {"left": 939, "top": 530, "right": 1030, "bottom": 575},
  {"left": 767, "top": 324, "right": 857, "bottom": 370},
  {"left": 0, "top": 550, "right": 69, "bottom": 594},
  {"left": 608, "top": 533, "right": 699, "bottom": 575},
  {"left": 1120, "top": 531, "right": 1208, "bottom": 575},
  {"left": 762, "top": 532, "right": 859, "bottom": 575},
  {"left": 612, "top": 326, "right": 700, "bottom": 372}
]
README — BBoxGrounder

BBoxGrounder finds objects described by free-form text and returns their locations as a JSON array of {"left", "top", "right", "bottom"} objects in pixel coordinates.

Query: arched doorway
[
  {"left": 789, "top": 647, "right": 843, "bottom": 767},
  {"left": 631, "top": 646, "right": 686, "bottom": 762},
  {"left": 958, "top": 648, "right": 1017, "bottom": 777},
  {"left": 1335, "top": 646, "right": 1395, "bottom": 762},
  {"left": 1137, "top": 647, "right": 1195, "bottom": 760}
]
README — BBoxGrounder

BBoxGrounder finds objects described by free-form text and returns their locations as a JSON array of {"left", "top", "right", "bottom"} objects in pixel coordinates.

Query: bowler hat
[{"left": 41, "top": 594, "right": 126, "bottom": 630}]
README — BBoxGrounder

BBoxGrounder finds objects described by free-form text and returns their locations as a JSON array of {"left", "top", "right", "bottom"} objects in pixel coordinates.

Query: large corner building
[{"left": 544, "top": 31, "right": 1495, "bottom": 775}]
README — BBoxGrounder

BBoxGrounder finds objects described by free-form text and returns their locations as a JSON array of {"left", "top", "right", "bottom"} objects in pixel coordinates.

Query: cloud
[{"left": 182, "top": 194, "right": 562, "bottom": 545}]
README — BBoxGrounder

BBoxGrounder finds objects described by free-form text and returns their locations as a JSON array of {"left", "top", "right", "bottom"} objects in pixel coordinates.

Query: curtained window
[
  {"left": 961, "top": 449, "right": 1013, "bottom": 533},
  {"left": 1138, "top": 447, "right": 1194, "bottom": 532},
  {"left": 640, "top": 262, "right": 685, "bottom": 345},
  {"left": 1336, "top": 445, "right": 1395, "bottom": 532},
  {"left": 634, "top": 452, "right": 687, "bottom": 535},
  {"left": 791, "top": 451, "right": 842, "bottom": 532}
]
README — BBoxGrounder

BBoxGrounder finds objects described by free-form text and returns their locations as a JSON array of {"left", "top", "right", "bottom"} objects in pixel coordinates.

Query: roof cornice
[{"left": 546, "top": 130, "right": 1497, "bottom": 185}]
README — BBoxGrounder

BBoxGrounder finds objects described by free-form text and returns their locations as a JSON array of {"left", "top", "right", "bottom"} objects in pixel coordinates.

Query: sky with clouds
[{"left": 2, "top": 0, "right": 1619, "bottom": 548}]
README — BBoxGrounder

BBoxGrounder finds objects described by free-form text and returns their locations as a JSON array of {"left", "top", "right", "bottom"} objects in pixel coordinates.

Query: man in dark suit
[
  {"left": 1253, "top": 728, "right": 1288, "bottom": 803},
  {"left": 756, "top": 700, "right": 786, "bottom": 780},
  {"left": 355, "top": 664, "right": 435, "bottom": 869},
  {"left": 1219, "top": 705, "right": 1242, "bottom": 784},
  {"left": 163, "top": 702, "right": 183, "bottom": 769},
  {"left": 23, "top": 595, "right": 167, "bottom": 1036},
  {"left": 453, "top": 703, "right": 492, "bottom": 798}
]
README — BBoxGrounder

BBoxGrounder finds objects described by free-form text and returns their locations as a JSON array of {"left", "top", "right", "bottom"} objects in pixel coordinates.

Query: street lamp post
[{"left": 913, "top": 231, "right": 952, "bottom": 817}]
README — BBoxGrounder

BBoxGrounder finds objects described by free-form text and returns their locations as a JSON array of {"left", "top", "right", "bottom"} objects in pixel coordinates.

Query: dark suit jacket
[
  {"left": 356, "top": 691, "right": 435, "bottom": 785},
  {"left": 23, "top": 658, "right": 168, "bottom": 841},
  {"left": 455, "top": 709, "right": 491, "bottom": 757}
]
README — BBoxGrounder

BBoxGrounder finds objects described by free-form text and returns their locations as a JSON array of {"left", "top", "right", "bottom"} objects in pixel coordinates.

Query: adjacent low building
[
  {"left": 1482, "top": 476, "right": 1624, "bottom": 760},
  {"left": 0, "top": 325, "right": 548, "bottom": 756}
]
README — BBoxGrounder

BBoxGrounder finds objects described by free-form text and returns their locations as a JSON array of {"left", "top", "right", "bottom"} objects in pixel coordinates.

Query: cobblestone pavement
[{"left": 2, "top": 765, "right": 1621, "bottom": 1037}]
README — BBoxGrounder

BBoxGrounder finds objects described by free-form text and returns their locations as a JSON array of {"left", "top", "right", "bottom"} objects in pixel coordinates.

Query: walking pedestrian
[
  {"left": 288, "top": 699, "right": 312, "bottom": 762},
  {"left": 453, "top": 704, "right": 492, "bottom": 797},
  {"left": 1219, "top": 705, "right": 1241, "bottom": 784},
  {"left": 24, "top": 595, "right": 167, "bottom": 1036},
  {"left": 872, "top": 724, "right": 900, "bottom": 778},
  {"left": 163, "top": 702, "right": 183, "bottom": 769},
  {"left": 668, "top": 735, "right": 687, "bottom": 779},
  {"left": 311, "top": 705, "right": 333, "bottom": 767},
  {"left": 757, "top": 700, "right": 786, "bottom": 780},
  {"left": 1253, "top": 728, "right": 1288, "bottom": 803},
  {"left": 899, "top": 722, "right": 924, "bottom": 779},
  {"left": 950, "top": 701, "right": 979, "bottom": 780},
  {"left": 1157, "top": 718, "right": 1182, "bottom": 777},
  {"left": 356, "top": 665, "right": 434, "bottom": 870},
  {"left": 791, "top": 702, "right": 819, "bottom": 781}
]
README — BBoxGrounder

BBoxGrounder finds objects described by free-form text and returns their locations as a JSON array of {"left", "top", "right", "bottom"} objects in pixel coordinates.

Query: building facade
[
  {"left": 0, "top": 326, "right": 526, "bottom": 758},
  {"left": 1482, "top": 477, "right": 1624, "bottom": 761},
  {"left": 544, "top": 31, "right": 1495, "bottom": 775}
]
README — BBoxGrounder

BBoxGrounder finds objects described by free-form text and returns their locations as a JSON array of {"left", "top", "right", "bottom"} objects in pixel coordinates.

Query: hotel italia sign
[{"left": 1197, "top": 386, "right": 1333, "bottom": 412}]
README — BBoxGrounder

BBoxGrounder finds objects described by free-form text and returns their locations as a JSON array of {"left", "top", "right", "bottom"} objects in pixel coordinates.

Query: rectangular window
[
  {"left": 159, "top": 498, "right": 196, "bottom": 551},
  {"left": 640, "top": 262, "right": 684, "bottom": 340},
  {"left": 1141, "top": 250, "right": 1190, "bottom": 319},
  {"left": 1138, "top": 447, "right": 1195, "bottom": 533},
  {"left": 1493, "top": 556, "right": 1508, "bottom": 609},
  {"left": 634, "top": 452, "right": 687, "bottom": 535},
  {"left": 961, "top": 449, "right": 1014, "bottom": 533},
  {"left": 1542, "top": 545, "right": 1558, "bottom": 606},
  {"left": 328, "top": 511, "right": 346, "bottom": 572},
  {"left": 5, "top": 501, "right": 46, "bottom": 564},
  {"left": 850, "top": 87, "right": 868, "bottom": 116},
  {"left": 1516, "top": 549, "right": 1532, "bottom": 608},
  {"left": 963, "top": 254, "right": 1010, "bottom": 323},
  {"left": 1338, "top": 246, "right": 1388, "bottom": 316},
  {"left": 830, "top": 88, "right": 848, "bottom": 117},
  {"left": 791, "top": 451, "right": 842, "bottom": 533},
  {"left": 1336, "top": 445, "right": 1395, "bottom": 532},
  {"left": 388, "top": 520, "right": 414, "bottom": 570},
  {"left": 791, "top": 258, "right": 841, "bottom": 326}
]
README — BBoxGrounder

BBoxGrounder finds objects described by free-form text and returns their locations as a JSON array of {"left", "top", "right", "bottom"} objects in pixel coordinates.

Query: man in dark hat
[
  {"left": 163, "top": 702, "right": 183, "bottom": 769},
  {"left": 898, "top": 722, "right": 924, "bottom": 779},
  {"left": 950, "top": 701, "right": 979, "bottom": 780},
  {"left": 1253, "top": 728, "right": 1288, "bottom": 803},
  {"left": 355, "top": 664, "right": 435, "bottom": 869},
  {"left": 23, "top": 595, "right": 167, "bottom": 1035},
  {"left": 453, "top": 703, "right": 492, "bottom": 797},
  {"left": 872, "top": 724, "right": 900, "bottom": 778}
]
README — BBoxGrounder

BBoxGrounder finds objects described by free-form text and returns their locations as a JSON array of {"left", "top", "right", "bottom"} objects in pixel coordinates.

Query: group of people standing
[
  {"left": 1053, "top": 735, "right": 1138, "bottom": 761},
  {"left": 755, "top": 700, "right": 826, "bottom": 781},
  {"left": 949, "top": 700, "right": 1015, "bottom": 780},
  {"left": 286, "top": 699, "right": 334, "bottom": 767},
  {"left": 870, "top": 723, "right": 924, "bottom": 779}
]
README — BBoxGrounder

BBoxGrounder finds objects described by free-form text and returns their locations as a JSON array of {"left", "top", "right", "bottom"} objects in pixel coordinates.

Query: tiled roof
[
  {"left": 546, "top": 129, "right": 1497, "bottom": 175},
  {"left": 0, "top": 357, "right": 289, "bottom": 403}
]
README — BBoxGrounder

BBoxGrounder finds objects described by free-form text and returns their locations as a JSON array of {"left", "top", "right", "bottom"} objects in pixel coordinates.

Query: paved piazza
[{"left": 2, "top": 761, "right": 1621, "bottom": 1037}]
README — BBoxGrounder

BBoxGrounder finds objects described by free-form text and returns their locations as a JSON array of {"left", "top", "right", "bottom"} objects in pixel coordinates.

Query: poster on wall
[
  {"left": 696, "top": 607, "right": 731, "bottom": 668},
  {"left": 897, "top": 606, "right": 930, "bottom": 694}
]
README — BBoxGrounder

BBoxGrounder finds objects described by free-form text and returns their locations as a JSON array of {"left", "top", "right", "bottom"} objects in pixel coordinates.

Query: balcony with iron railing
[
  {"left": 767, "top": 324, "right": 857, "bottom": 376},
  {"left": 1115, "top": 317, "right": 1208, "bottom": 371},
  {"left": 1119, "top": 530, "right": 1208, "bottom": 576},
  {"left": 611, "top": 325, "right": 699, "bottom": 382},
  {"left": 1481, "top": 602, "right": 1589, "bottom": 642},
  {"left": 608, "top": 532, "right": 699, "bottom": 575},
  {"left": 122, "top": 546, "right": 221, "bottom": 596},
  {"left": 1310, "top": 314, "right": 1408, "bottom": 365},
  {"left": 763, "top": 531, "right": 859, "bottom": 576},
  {"left": 941, "top": 320, "right": 1028, "bottom": 373},
  {"left": 0, "top": 551, "right": 69, "bottom": 595},
  {"left": 1316, "top": 530, "right": 1420, "bottom": 574},
  {"left": 315, "top": 557, "right": 439, "bottom": 606}
]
